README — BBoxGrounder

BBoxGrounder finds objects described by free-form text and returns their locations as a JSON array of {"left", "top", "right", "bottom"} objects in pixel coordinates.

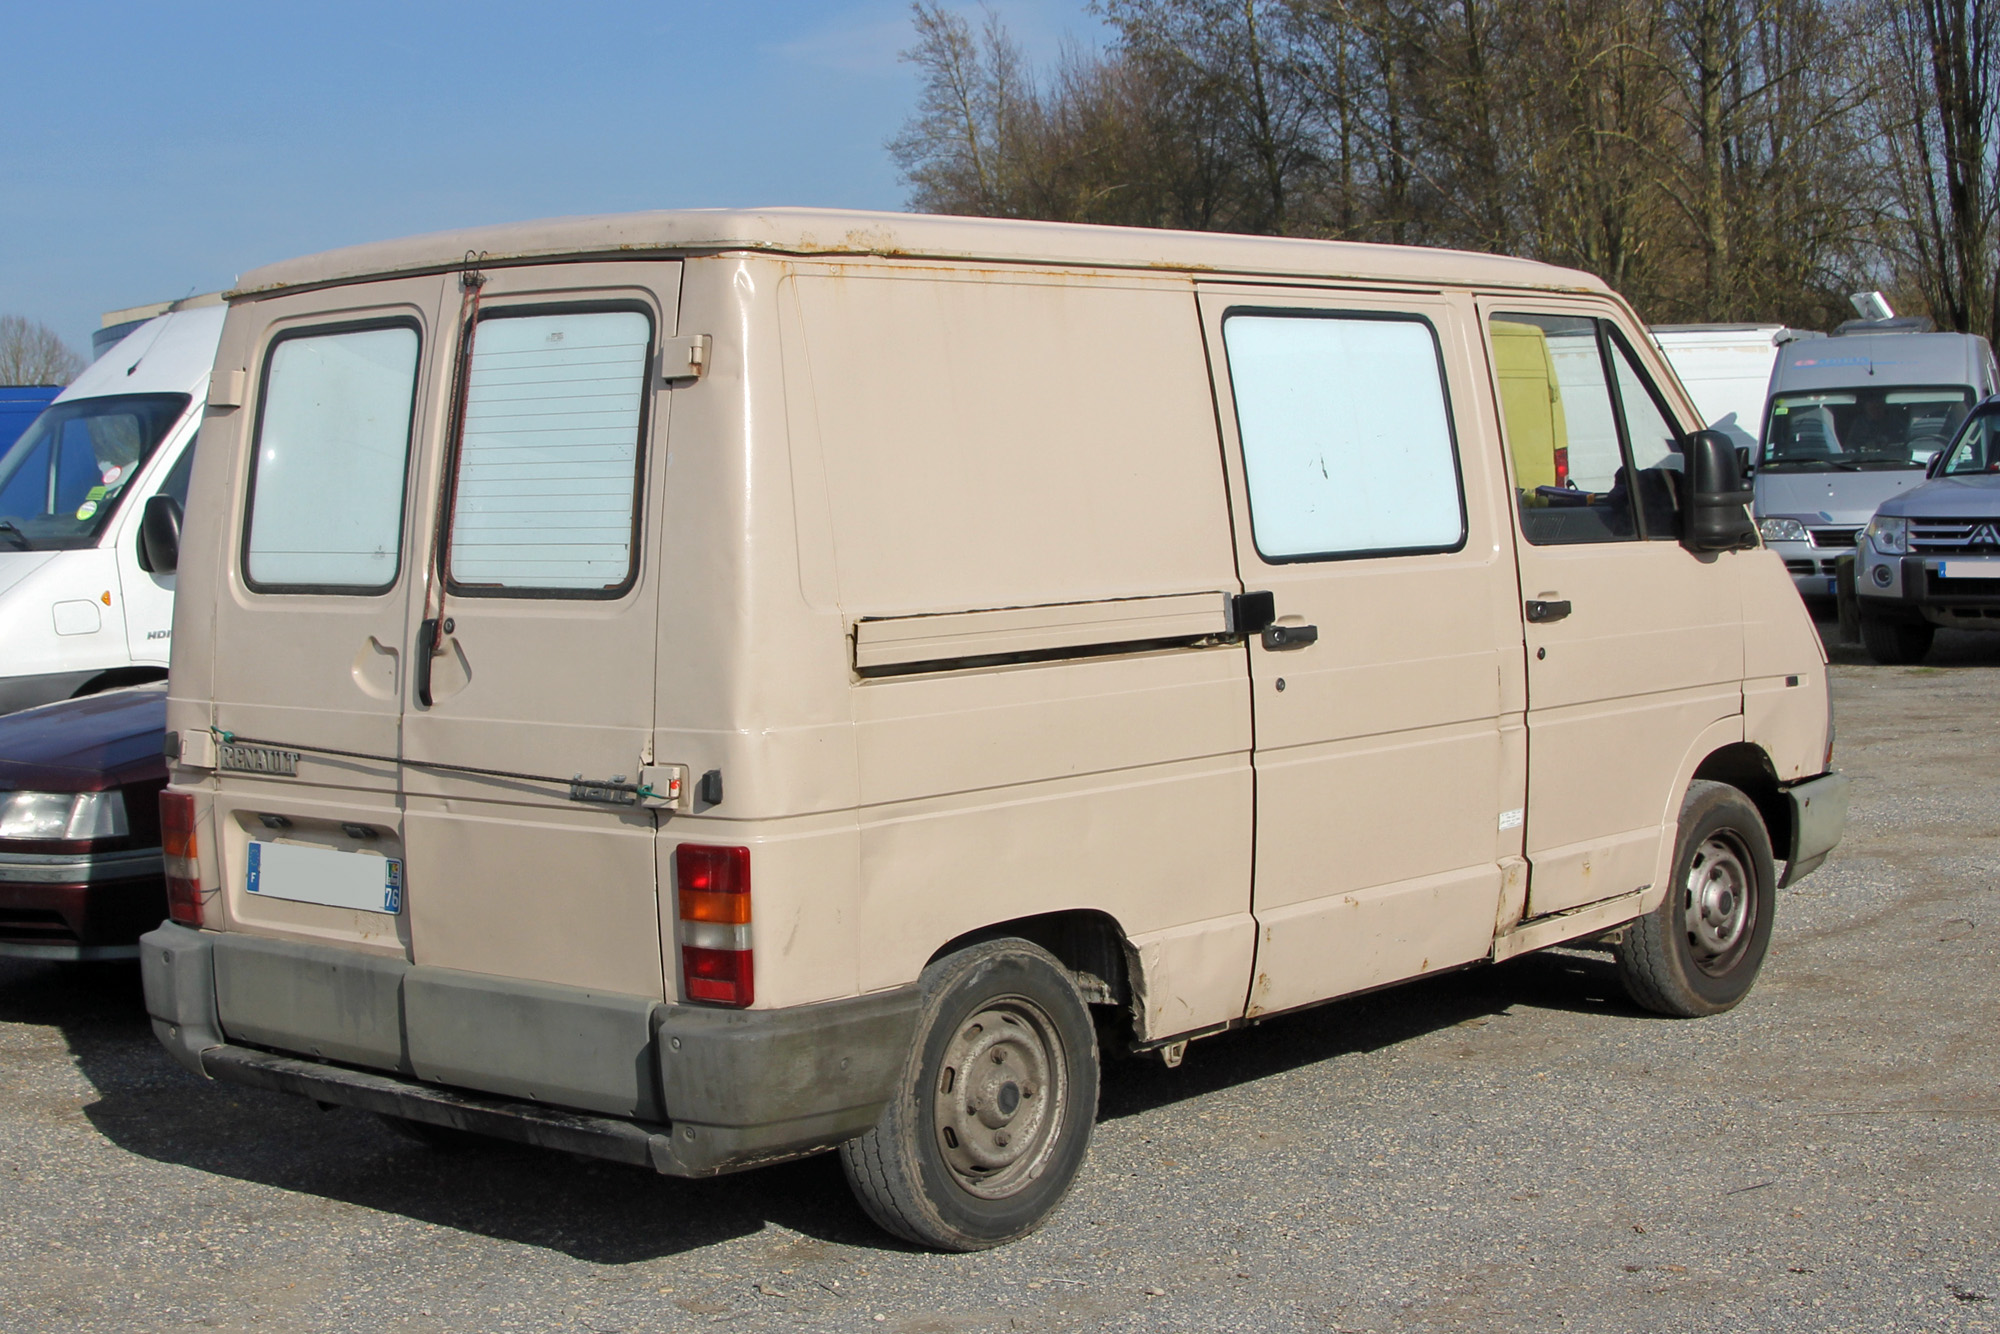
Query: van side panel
[{"left": 786, "top": 269, "right": 1254, "bottom": 1031}]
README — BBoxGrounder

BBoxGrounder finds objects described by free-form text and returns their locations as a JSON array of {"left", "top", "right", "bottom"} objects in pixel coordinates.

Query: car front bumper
[
  {"left": 1855, "top": 547, "right": 2000, "bottom": 627},
  {"left": 0, "top": 847, "right": 167, "bottom": 960}
]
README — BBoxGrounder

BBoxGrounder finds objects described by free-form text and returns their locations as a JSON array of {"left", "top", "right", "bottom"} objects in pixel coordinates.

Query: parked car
[
  {"left": 140, "top": 207, "right": 1844, "bottom": 1252},
  {"left": 1754, "top": 322, "right": 1998, "bottom": 602},
  {"left": 1853, "top": 395, "right": 2000, "bottom": 661},
  {"left": 0, "top": 303, "right": 223, "bottom": 714},
  {"left": 0, "top": 682, "right": 167, "bottom": 961}
]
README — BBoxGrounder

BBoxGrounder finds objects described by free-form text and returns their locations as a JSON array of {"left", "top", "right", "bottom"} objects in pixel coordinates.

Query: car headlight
[
  {"left": 1757, "top": 516, "right": 1810, "bottom": 543},
  {"left": 0, "top": 790, "right": 129, "bottom": 841},
  {"left": 1865, "top": 514, "right": 1910, "bottom": 555}
]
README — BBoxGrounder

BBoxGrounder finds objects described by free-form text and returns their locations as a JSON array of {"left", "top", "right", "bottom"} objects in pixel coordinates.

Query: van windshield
[
  {"left": 0, "top": 394, "right": 190, "bottom": 551},
  {"left": 1759, "top": 386, "right": 1972, "bottom": 472}
]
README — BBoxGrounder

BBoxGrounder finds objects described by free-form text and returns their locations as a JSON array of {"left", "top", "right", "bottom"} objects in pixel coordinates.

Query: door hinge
[{"left": 660, "top": 335, "right": 712, "bottom": 383}]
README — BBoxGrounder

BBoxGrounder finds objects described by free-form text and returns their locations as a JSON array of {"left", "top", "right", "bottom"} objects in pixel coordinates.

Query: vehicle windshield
[
  {"left": 0, "top": 394, "right": 190, "bottom": 551},
  {"left": 1936, "top": 408, "right": 2000, "bottom": 476},
  {"left": 1759, "top": 385, "right": 1972, "bottom": 472}
]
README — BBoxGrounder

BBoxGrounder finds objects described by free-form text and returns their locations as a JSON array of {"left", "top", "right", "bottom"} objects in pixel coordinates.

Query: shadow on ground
[{"left": 2, "top": 943, "right": 1635, "bottom": 1265}]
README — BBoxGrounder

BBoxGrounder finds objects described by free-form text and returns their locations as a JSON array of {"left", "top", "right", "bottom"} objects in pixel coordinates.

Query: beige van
[{"left": 140, "top": 209, "right": 1847, "bottom": 1250}]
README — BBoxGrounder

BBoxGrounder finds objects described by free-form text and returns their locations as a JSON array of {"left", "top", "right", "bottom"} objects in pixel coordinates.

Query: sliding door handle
[{"left": 1525, "top": 599, "right": 1572, "bottom": 624}]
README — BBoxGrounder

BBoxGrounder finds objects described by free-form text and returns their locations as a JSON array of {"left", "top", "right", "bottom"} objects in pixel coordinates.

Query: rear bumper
[{"left": 139, "top": 923, "right": 920, "bottom": 1176}]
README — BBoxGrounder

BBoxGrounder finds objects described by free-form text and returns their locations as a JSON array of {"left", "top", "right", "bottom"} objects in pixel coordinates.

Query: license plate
[
  {"left": 1937, "top": 558, "right": 2000, "bottom": 578},
  {"left": 245, "top": 841, "right": 402, "bottom": 914}
]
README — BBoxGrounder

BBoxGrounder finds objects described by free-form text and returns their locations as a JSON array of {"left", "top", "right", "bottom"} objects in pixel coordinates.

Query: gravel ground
[{"left": 2, "top": 620, "right": 1997, "bottom": 1333}]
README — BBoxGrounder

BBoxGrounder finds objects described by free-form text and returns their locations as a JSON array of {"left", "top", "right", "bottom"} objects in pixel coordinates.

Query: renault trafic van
[
  {"left": 0, "top": 305, "right": 224, "bottom": 713},
  {"left": 141, "top": 209, "right": 1846, "bottom": 1251},
  {"left": 1754, "top": 325, "right": 1998, "bottom": 600}
]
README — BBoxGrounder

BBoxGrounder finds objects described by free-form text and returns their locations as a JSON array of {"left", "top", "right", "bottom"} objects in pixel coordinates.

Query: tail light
[
  {"left": 1554, "top": 446, "right": 1571, "bottom": 488},
  {"left": 675, "top": 843, "right": 751, "bottom": 1007},
  {"left": 160, "top": 791, "right": 203, "bottom": 926}
]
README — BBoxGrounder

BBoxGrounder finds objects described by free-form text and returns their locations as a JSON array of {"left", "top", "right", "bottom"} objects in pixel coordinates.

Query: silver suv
[{"left": 1854, "top": 396, "right": 2000, "bottom": 661}]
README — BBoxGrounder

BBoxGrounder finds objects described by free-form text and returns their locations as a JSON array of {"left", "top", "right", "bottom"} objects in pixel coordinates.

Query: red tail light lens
[
  {"left": 160, "top": 791, "right": 203, "bottom": 926},
  {"left": 1554, "top": 446, "right": 1571, "bottom": 489},
  {"left": 675, "top": 843, "right": 751, "bottom": 1007}
]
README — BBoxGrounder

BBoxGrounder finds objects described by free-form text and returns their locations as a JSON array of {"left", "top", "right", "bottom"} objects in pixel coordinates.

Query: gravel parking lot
[{"left": 3, "top": 622, "right": 1997, "bottom": 1334}]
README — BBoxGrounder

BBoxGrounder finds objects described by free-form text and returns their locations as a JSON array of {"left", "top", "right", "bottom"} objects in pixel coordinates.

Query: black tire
[
  {"left": 840, "top": 939, "right": 1098, "bottom": 1251},
  {"left": 1616, "top": 781, "right": 1776, "bottom": 1017},
  {"left": 1858, "top": 607, "right": 1934, "bottom": 664}
]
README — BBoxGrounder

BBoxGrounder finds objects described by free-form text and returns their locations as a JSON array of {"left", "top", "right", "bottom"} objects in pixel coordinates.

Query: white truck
[{"left": 0, "top": 303, "right": 224, "bottom": 714}]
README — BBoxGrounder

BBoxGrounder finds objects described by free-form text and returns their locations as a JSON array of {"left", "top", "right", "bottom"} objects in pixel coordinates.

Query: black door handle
[
  {"left": 1525, "top": 599, "right": 1572, "bottom": 623},
  {"left": 1262, "top": 623, "right": 1319, "bottom": 650}
]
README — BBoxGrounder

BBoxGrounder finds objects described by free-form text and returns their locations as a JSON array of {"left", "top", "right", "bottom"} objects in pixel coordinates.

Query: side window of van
[
  {"left": 444, "top": 308, "right": 653, "bottom": 596},
  {"left": 1607, "top": 333, "right": 1684, "bottom": 541},
  {"left": 1492, "top": 312, "right": 1682, "bottom": 546},
  {"left": 1223, "top": 312, "right": 1465, "bottom": 561},
  {"left": 244, "top": 323, "right": 421, "bottom": 593}
]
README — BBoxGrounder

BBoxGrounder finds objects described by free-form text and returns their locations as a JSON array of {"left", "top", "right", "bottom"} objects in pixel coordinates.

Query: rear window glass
[
  {"left": 445, "top": 308, "right": 652, "bottom": 595},
  {"left": 1222, "top": 312, "right": 1464, "bottom": 561},
  {"left": 243, "top": 324, "right": 420, "bottom": 593}
]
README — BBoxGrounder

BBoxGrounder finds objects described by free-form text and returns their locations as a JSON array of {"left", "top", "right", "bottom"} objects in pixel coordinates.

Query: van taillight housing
[
  {"left": 1554, "top": 445, "right": 1571, "bottom": 488},
  {"left": 160, "top": 791, "right": 203, "bottom": 926},
  {"left": 675, "top": 843, "right": 752, "bottom": 1007}
]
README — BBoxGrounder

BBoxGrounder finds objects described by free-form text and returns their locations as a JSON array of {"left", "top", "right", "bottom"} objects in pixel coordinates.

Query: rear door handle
[
  {"left": 1525, "top": 599, "right": 1572, "bottom": 623},
  {"left": 1262, "top": 623, "right": 1319, "bottom": 650}
]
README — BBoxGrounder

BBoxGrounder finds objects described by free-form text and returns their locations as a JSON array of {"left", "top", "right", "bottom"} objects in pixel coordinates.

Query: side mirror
[
  {"left": 1927, "top": 450, "right": 1947, "bottom": 479},
  {"left": 1682, "top": 429, "right": 1758, "bottom": 552},
  {"left": 138, "top": 495, "right": 182, "bottom": 574},
  {"left": 1734, "top": 445, "right": 1753, "bottom": 477}
]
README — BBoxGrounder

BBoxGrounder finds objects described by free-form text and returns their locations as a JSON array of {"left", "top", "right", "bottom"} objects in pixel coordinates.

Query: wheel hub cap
[
  {"left": 934, "top": 1000, "right": 1065, "bottom": 1199},
  {"left": 1684, "top": 833, "right": 1754, "bottom": 975}
]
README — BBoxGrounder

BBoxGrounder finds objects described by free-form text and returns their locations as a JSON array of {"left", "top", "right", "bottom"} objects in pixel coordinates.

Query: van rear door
[
  {"left": 204, "top": 275, "right": 448, "bottom": 953},
  {"left": 397, "top": 261, "right": 675, "bottom": 996}
]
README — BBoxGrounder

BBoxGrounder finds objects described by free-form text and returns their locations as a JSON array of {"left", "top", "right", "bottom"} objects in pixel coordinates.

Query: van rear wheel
[
  {"left": 840, "top": 939, "right": 1098, "bottom": 1251},
  {"left": 1616, "top": 781, "right": 1775, "bottom": 1017}
]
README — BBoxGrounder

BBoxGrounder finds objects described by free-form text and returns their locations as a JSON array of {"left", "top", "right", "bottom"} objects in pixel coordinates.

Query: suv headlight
[
  {"left": 1758, "top": 516, "right": 1810, "bottom": 543},
  {"left": 1865, "top": 515, "right": 1910, "bottom": 555},
  {"left": 0, "top": 790, "right": 129, "bottom": 841}
]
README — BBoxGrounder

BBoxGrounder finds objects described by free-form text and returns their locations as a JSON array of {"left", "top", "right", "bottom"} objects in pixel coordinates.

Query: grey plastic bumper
[
  {"left": 1781, "top": 770, "right": 1851, "bottom": 887},
  {"left": 138, "top": 921, "right": 920, "bottom": 1176}
]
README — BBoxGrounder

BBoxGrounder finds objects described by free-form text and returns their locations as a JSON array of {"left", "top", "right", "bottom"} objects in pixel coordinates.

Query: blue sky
[{"left": 1, "top": 1, "right": 1104, "bottom": 355}]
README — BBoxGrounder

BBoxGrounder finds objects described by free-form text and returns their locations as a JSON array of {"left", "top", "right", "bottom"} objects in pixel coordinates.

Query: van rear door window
[
  {"left": 244, "top": 324, "right": 420, "bottom": 592},
  {"left": 444, "top": 308, "right": 652, "bottom": 596},
  {"left": 1223, "top": 312, "right": 1465, "bottom": 561}
]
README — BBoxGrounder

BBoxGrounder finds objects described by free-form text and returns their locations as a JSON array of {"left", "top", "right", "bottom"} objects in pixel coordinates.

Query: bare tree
[
  {"left": 0, "top": 316, "right": 83, "bottom": 386},
  {"left": 1873, "top": 0, "right": 2000, "bottom": 338}
]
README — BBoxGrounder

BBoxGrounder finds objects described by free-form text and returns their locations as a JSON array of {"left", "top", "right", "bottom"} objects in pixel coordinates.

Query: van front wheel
[
  {"left": 1616, "top": 781, "right": 1775, "bottom": 1017},
  {"left": 840, "top": 939, "right": 1098, "bottom": 1251}
]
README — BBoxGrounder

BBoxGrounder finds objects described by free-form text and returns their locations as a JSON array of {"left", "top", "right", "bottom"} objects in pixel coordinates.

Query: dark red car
[{"left": 0, "top": 683, "right": 167, "bottom": 961}]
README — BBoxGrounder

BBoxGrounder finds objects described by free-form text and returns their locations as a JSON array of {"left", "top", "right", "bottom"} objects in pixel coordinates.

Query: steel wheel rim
[
  {"left": 933, "top": 997, "right": 1067, "bottom": 1199},
  {"left": 1683, "top": 831, "right": 1755, "bottom": 975}
]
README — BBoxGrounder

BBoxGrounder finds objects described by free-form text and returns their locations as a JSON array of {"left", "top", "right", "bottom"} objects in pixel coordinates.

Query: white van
[
  {"left": 1652, "top": 324, "right": 1804, "bottom": 451},
  {"left": 0, "top": 305, "right": 224, "bottom": 714},
  {"left": 140, "top": 210, "right": 1846, "bottom": 1251}
]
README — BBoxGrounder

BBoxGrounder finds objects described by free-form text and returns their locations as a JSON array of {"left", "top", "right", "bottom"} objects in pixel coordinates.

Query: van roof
[
  {"left": 231, "top": 207, "right": 1609, "bottom": 299},
  {"left": 1772, "top": 329, "right": 1991, "bottom": 392}
]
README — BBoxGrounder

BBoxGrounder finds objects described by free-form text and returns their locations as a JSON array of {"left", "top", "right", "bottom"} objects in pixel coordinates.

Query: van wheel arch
[
  {"left": 928, "top": 910, "right": 1138, "bottom": 1047},
  {"left": 71, "top": 667, "right": 167, "bottom": 698},
  {"left": 1691, "top": 743, "right": 1788, "bottom": 858}
]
